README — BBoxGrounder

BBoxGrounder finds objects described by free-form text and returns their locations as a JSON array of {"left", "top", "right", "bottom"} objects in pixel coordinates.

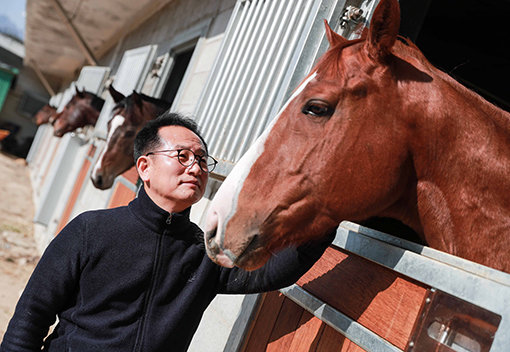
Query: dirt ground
[{"left": 0, "top": 151, "right": 40, "bottom": 337}]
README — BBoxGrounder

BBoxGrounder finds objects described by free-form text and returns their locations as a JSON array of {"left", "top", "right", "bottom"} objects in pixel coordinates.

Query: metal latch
[
  {"left": 340, "top": 5, "right": 364, "bottom": 29},
  {"left": 150, "top": 55, "right": 167, "bottom": 78},
  {"left": 406, "top": 289, "right": 501, "bottom": 352}
]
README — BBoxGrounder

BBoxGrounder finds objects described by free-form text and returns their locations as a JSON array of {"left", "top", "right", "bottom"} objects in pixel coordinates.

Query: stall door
[
  {"left": 34, "top": 66, "right": 110, "bottom": 242},
  {"left": 69, "top": 45, "right": 157, "bottom": 221}
]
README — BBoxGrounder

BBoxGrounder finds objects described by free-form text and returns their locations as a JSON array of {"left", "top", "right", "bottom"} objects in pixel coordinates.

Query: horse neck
[{"left": 408, "top": 72, "right": 510, "bottom": 261}]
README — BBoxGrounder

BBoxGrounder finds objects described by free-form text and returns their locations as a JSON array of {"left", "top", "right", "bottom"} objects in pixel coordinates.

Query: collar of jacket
[{"left": 128, "top": 185, "right": 192, "bottom": 234}]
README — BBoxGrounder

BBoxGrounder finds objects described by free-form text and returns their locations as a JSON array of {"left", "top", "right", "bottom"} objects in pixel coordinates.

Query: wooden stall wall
[{"left": 242, "top": 246, "right": 431, "bottom": 351}]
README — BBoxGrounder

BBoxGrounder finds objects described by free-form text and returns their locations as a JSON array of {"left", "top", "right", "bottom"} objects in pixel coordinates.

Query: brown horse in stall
[
  {"left": 52, "top": 87, "right": 105, "bottom": 137},
  {"left": 90, "top": 85, "right": 172, "bottom": 189},
  {"left": 34, "top": 104, "right": 57, "bottom": 126},
  {"left": 204, "top": 0, "right": 510, "bottom": 273}
]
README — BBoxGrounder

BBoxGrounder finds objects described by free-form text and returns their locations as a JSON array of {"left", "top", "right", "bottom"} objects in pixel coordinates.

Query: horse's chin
[
  {"left": 233, "top": 248, "right": 272, "bottom": 271},
  {"left": 90, "top": 174, "right": 115, "bottom": 190},
  {"left": 205, "top": 230, "right": 271, "bottom": 271}
]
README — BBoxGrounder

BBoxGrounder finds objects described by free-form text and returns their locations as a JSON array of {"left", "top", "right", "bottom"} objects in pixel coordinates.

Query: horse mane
[
  {"left": 79, "top": 90, "right": 105, "bottom": 111},
  {"left": 318, "top": 32, "right": 510, "bottom": 138},
  {"left": 391, "top": 36, "right": 510, "bottom": 133},
  {"left": 140, "top": 93, "right": 173, "bottom": 110},
  {"left": 315, "top": 37, "right": 365, "bottom": 78},
  {"left": 113, "top": 93, "right": 172, "bottom": 112}
]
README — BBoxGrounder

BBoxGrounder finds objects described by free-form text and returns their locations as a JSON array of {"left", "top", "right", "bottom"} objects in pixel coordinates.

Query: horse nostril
[
  {"left": 93, "top": 175, "right": 102, "bottom": 188},
  {"left": 205, "top": 227, "right": 217, "bottom": 244},
  {"left": 206, "top": 228, "right": 220, "bottom": 256}
]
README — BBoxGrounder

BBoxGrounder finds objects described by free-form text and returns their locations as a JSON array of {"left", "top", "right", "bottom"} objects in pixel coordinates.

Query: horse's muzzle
[{"left": 205, "top": 227, "right": 236, "bottom": 268}]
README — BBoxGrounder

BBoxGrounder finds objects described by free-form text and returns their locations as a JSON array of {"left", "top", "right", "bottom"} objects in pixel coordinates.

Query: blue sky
[{"left": 0, "top": 0, "right": 26, "bottom": 39}]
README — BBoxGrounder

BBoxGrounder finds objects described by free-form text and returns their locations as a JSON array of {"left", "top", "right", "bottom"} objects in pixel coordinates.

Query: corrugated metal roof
[{"left": 25, "top": 0, "right": 173, "bottom": 80}]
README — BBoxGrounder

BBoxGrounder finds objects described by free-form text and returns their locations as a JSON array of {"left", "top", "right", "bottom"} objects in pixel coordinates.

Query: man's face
[{"left": 142, "top": 125, "right": 209, "bottom": 212}]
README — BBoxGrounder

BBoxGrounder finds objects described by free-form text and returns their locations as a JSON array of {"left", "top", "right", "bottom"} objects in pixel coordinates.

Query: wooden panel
[
  {"left": 316, "top": 324, "right": 366, "bottom": 352},
  {"left": 266, "top": 298, "right": 304, "bottom": 351},
  {"left": 244, "top": 292, "right": 285, "bottom": 352},
  {"left": 56, "top": 158, "right": 91, "bottom": 233},
  {"left": 107, "top": 182, "right": 135, "bottom": 208},
  {"left": 40, "top": 139, "right": 61, "bottom": 186},
  {"left": 122, "top": 166, "right": 139, "bottom": 185},
  {"left": 32, "top": 127, "right": 53, "bottom": 167},
  {"left": 87, "top": 144, "right": 96, "bottom": 157},
  {"left": 244, "top": 291, "right": 368, "bottom": 352},
  {"left": 287, "top": 310, "right": 324, "bottom": 351},
  {"left": 297, "top": 246, "right": 429, "bottom": 350}
]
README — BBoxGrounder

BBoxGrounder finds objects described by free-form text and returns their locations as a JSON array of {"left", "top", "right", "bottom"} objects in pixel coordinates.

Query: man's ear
[{"left": 136, "top": 156, "right": 150, "bottom": 182}]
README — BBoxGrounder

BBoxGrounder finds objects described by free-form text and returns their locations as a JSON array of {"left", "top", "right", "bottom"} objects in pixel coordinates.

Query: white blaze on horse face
[
  {"left": 205, "top": 72, "right": 318, "bottom": 249},
  {"left": 91, "top": 114, "right": 125, "bottom": 177}
]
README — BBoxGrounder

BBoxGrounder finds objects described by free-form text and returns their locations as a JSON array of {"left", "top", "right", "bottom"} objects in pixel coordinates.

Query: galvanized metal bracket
[
  {"left": 406, "top": 289, "right": 501, "bottom": 352},
  {"left": 340, "top": 5, "right": 364, "bottom": 29}
]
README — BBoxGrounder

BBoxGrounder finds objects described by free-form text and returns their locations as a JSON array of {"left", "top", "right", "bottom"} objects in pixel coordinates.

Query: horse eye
[{"left": 302, "top": 100, "right": 333, "bottom": 118}]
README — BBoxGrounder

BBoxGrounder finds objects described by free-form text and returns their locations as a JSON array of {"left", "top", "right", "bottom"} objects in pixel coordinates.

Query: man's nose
[{"left": 186, "top": 158, "right": 203, "bottom": 174}]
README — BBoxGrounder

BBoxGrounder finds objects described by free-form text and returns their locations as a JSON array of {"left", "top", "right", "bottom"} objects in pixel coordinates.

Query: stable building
[{"left": 25, "top": 0, "right": 510, "bottom": 351}]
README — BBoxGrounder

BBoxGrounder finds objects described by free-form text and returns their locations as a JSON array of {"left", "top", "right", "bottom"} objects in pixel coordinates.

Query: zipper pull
[{"left": 166, "top": 214, "right": 172, "bottom": 225}]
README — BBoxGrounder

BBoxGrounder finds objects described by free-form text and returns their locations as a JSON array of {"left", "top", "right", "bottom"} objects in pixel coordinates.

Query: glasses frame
[{"left": 145, "top": 148, "right": 218, "bottom": 173}]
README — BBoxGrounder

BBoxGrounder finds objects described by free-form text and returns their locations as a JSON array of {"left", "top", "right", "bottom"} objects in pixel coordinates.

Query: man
[{"left": 1, "top": 112, "right": 334, "bottom": 351}]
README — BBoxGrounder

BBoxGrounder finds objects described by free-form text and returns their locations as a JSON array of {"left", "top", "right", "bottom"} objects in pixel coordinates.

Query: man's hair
[{"left": 133, "top": 111, "right": 208, "bottom": 162}]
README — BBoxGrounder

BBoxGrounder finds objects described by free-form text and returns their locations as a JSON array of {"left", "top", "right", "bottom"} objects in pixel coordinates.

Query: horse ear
[
  {"left": 365, "top": 0, "right": 400, "bottom": 60},
  {"left": 324, "top": 20, "right": 347, "bottom": 48},
  {"left": 75, "top": 85, "right": 84, "bottom": 98},
  {"left": 109, "top": 85, "right": 125, "bottom": 103}
]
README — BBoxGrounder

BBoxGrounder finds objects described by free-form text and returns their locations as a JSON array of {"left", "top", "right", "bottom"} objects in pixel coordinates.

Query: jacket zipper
[{"left": 133, "top": 217, "right": 170, "bottom": 351}]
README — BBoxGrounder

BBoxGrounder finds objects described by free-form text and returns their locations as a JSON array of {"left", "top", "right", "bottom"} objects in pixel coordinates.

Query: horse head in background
[
  {"left": 204, "top": 0, "right": 510, "bottom": 273},
  {"left": 34, "top": 104, "right": 57, "bottom": 126},
  {"left": 90, "top": 85, "right": 172, "bottom": 190},
  {"left": 52, "top": 87, "right": 105, "bottom": 137}
]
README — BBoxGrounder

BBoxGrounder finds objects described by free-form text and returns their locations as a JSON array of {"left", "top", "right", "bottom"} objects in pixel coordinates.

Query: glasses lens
[
  {"left": 175, "top": 149, "right": 217, "bottom": 173},
  {"left": 206, "top": 156, "right": 217, "bottom": 173},
  {"left": 177, "top": 149, "right": 194, "bottom": 167}
]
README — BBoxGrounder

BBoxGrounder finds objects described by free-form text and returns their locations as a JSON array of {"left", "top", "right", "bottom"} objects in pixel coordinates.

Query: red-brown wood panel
[
  {"left": 287, "top": 310, "right": 324, "bottom": 351},
  {"left": 107, "top": 182, "right": 136, "bottom": 208},
  {"left": 244, "top": 291, "right": 286, "bottom": 352},
  {"left": 56, "top": 158, "right": 91, "bottom": 233},
  {"left": 297, "top": 247, "right": 429, "bottom": 350},
  {"left": 40, "top": 139, "right": 61, "bottom": 186},
  {"left": 317, "top": 324, "right": 365, "bottom": 352},
  {"left": 122, "top": 166, "right": 139, "bottom": 185},
  {"left": 242, "top": 245, "right": 430, "bottom": 351},
  {"left": 243, "top": 291, "right": 366, "bottom": 352},
  {"left": 266, "top": 297, "right": 305, "bottom": 351}
]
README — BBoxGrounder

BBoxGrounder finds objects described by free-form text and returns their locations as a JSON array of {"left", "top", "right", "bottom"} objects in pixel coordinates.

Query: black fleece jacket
[{"left": 1, "top": 186, "right": 333, "bottom": 352}]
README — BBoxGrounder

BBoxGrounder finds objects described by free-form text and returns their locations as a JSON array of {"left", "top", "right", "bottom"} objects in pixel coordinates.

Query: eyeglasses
[{"left": 145, "top": 148, "right": 218, "bottom": 173}]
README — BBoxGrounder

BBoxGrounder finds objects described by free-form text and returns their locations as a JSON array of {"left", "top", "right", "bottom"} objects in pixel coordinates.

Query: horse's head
[
  {"left": 34, "top": 104, "right": 57, "bottom": 126},
  {"left": 53, "top": 87, "right": 104, "bottom": 137},
  {"left": 90, "top": 85, "right": 171, "bottom": 189},
  {"left": 205, "top": 0, "right": 425, "bottom": 270}
]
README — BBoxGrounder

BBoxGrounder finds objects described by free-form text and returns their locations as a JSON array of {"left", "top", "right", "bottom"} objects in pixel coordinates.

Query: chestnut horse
[
  {"left": 204, "top": 0, "right": 510, "bottom": 273},
  {"left": 53, "top": 87, "right": 105, "bottom": 137},
  {"left": 90, "top": 85, "right": 172, "bottom": 189},
  {"left": 34, "top": 104, "right": 57, "bottom": 126}
]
